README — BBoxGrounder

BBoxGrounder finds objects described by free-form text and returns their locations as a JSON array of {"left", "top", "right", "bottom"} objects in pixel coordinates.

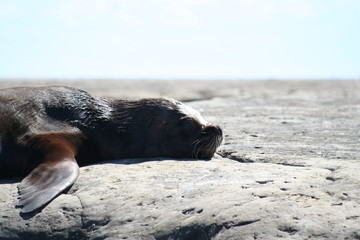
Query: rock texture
[{"left": 0, "top": 80, "right": 359, "bottom": 239}]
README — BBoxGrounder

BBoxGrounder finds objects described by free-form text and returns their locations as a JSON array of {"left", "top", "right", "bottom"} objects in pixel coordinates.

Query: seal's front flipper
[
  {"left": 17, "top": 160, "right": 79, "bottom": 213},
  {"left": 17, "top": 134, "right": 80, "bottom": 213}
]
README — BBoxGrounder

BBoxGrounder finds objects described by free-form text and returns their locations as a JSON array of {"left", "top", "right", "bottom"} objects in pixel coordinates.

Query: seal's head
[
  {"left": 162, "top": 98, "right": 223, "bottom": 159},
  {"left": 111, "top": 98, "right": 223, "bottom": 160}
]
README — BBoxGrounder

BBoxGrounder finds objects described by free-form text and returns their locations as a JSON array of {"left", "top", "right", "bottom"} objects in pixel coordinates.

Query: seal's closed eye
[{"left": 181, "top": 119, "right": 196, "bottom": 136}]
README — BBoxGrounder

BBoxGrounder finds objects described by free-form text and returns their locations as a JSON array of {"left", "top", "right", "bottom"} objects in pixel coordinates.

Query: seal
[{"left": 0, "top": 86, "right": 223, "bottom": 213}]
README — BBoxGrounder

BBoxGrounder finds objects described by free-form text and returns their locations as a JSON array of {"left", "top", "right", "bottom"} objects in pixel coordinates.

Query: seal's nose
[{"left": 203, "top": 124, "right": 223, "bottom": 136}]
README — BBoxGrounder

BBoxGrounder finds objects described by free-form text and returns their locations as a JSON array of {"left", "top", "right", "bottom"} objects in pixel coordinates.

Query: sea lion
[{"left": 0, "top": 86, "right": 223, "bottom": 213}]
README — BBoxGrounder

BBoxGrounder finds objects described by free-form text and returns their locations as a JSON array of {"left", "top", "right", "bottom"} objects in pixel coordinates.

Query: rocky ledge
[{"left": 0, "top": 80, "right": 359, "bottom": 239}]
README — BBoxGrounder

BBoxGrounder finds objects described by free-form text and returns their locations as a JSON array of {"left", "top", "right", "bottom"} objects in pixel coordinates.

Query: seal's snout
[
  {"left": 203, "top": 124, "right": 223, "bottom": 137},
  {"left": 193, "top": 123, "right": 223, "bottom": 160}
]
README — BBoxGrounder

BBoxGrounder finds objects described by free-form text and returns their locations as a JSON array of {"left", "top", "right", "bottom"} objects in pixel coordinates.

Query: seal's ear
[
  {"left": 17, "top": 134, "right": 82, "bottom": 213},
  {"left": 162, "top": 97, "right": 182, "bottom": 106}
]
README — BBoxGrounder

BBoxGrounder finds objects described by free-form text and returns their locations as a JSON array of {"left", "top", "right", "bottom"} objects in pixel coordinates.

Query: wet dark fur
[{"left": 0, "top": 86, "right": 223, "bottom": 179}]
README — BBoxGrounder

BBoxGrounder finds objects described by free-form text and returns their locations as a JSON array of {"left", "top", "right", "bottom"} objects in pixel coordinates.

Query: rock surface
[{"left": 0, "top": 80, "right": 359, "bottom": 239}]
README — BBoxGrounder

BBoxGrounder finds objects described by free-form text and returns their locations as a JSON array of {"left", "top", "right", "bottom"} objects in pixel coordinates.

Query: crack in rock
[
  {"left": 157, "top": 219, "right": 261, "bottom": 240},
  {"left": 182, "top": 208, "right": 196, "bottom": 215},
  {"left": 223, "top": 219, "right": 261, "bottom": 229},
  {"left": 278, "top": 225, "right": 299, "bottom": 235},
  {"left": 74, "top": 193, "right": 86, "bottom": 231},
  {"left": 255, "top": 180, "right": 274, "bottom": 184},
  {"left": 218, "top": 151, "right": 254, "bottom": 163},
  {"left": 182, "top": 96, "right": 216, "bottom": 103},
  {"left": 277, "top": 163, "right": 306, "bottom": 167}
]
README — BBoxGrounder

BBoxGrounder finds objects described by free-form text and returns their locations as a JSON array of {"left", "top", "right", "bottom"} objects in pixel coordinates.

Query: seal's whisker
[
  {"left": 195, "top": 136, "right": 215, "bottom": 159},
  {"left": 192, "top": 140, "right": 201, "bottom": 158}
]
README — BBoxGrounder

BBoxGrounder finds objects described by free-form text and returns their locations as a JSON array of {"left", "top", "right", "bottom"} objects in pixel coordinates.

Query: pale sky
[{"left": 0, "top": 0, "right": 359, "bottom": 79}]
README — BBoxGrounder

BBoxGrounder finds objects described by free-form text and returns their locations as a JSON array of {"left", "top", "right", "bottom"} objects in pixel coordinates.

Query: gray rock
[{"left": 1, "top": 80, "right": 359, "bottom": 239}]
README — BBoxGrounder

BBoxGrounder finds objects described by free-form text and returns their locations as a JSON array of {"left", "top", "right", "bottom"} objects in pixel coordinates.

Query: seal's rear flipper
[
  {"left": 17, "top": 134, "right": 81, "bottom": 213},
  {"left": 17, "top": 160, "right": 79, "bottom": 213}
]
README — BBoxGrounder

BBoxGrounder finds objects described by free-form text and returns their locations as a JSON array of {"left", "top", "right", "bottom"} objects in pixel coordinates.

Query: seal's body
[{"left": 0, "top": 86, "right": 223, "bottom": 213}]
